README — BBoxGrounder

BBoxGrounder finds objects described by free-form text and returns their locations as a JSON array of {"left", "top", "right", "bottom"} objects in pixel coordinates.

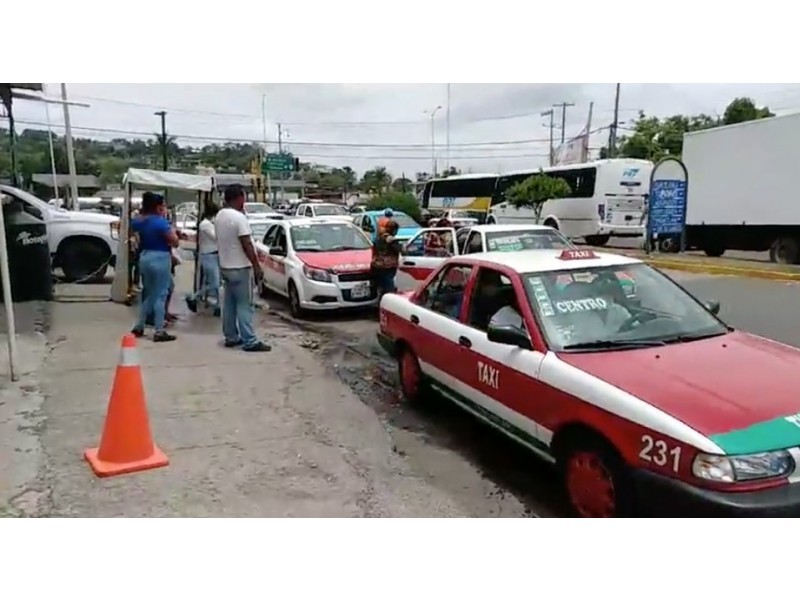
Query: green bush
[{"left": 366, "top": 191, "right": 422, "bottom": 224}]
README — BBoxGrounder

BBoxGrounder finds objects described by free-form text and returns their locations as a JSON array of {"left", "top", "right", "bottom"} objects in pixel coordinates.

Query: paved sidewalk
[{"left": 20, "top": 269, "right": 467, "bottom": 517}]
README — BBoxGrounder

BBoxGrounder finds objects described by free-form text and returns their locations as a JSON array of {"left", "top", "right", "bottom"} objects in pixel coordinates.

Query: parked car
[{"left": 353, "top": 210, "right": 422, "bottom": 243}]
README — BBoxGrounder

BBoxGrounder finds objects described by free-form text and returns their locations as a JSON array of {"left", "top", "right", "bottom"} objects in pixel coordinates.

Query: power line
[{"left": 3, "top": 118, "right": 558, "bottom": 148}]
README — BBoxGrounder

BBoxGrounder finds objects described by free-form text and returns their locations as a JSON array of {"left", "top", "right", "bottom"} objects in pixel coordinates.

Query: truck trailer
[{"left": 682, "top": 112, "right": 800, "bottom": 263}]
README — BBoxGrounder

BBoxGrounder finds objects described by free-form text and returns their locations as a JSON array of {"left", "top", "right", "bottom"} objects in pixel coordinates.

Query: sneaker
[
  {"left": 185, "top": 296, "right": 198, "bottom": 314},
  {"left": 224, "top": 339, "right": 243, "bottom": 348},
  {"left": 131, "top": 328, "right": 145, "bottom": 338},
  {"left": 212, "top": 306, "right": 221, "bottom": 318},
  {"left": 153, "top": 331, "right": 177, "bottom": 343},
  {"left": 243, "top": 341, "right": 272, "bottom": 353}
]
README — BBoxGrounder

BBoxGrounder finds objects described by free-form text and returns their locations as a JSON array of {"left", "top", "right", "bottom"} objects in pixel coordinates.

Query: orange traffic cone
[{"left": 84, "top": 334, "right": 169, "bottom": 477}]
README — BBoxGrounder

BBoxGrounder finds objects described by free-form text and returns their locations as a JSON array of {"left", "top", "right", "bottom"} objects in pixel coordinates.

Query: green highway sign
[{"left": 262, "top": 153, "right": 295, "bottom": 174}]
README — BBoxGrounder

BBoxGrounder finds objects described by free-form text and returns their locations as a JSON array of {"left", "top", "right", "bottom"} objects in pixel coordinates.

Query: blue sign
[{"left": 648, "top": 179, "right": 687, "bottom": 236}]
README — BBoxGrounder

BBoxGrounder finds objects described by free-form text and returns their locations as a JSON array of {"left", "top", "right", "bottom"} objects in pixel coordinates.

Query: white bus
[{"left": 420, "top": 159, "right": 652, "bottom": 246}]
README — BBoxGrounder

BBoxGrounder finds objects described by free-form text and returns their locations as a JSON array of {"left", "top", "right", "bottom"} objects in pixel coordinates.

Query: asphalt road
[
  {"left": 600, "top": 237, "right": 772, "bottom": 264},
  {"left": 262, "top": 269, "right": 800, "bottom": 517}
]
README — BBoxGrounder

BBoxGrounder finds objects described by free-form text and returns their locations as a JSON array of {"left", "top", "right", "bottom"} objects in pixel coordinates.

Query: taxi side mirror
[
  {"left": 487, "top": 324, "right": 533, "bottom": 351},
  {"left": 704, "top": 299, "right": 721, "bottom": 316},
  {"left": 269, "top": 246, "right": 286, "bottom": 257}
]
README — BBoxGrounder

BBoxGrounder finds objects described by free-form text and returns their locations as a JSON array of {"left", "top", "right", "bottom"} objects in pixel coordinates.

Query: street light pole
[
  {"left": 426, "top": 105, "right": 442, "bottom": 177},
  {"left": 445, "top": 84, "right": 451, "bottom": 172},
  {"left": 60, "top": 84, "right": 79, "bottom": 210}
]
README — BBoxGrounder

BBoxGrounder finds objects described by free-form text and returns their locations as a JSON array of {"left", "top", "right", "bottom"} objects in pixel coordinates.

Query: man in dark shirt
[{"left": 371, "top": 219, "right": 401, "bottom": 299}]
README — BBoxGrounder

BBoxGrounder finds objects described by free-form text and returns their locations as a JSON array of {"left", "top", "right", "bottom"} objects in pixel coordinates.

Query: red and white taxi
[
  {"left": 399, "top": 224, "right": 574, "bottom": 282},
  {"left": 378, "top": 248, "right": 800, "bottom": 517},
  {"left": 255, "top": 218, "right": 375, "bottom": 317}
]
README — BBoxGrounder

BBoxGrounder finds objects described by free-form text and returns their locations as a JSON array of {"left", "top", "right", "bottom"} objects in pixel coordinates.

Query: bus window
[{"left": 431, "top": 177, "right": 496, "bottom": 200}]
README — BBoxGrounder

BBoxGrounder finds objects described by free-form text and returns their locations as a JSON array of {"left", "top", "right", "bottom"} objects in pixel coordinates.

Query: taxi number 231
[{"left": 639, "top": 435, "right": 682, "bottom": 473}]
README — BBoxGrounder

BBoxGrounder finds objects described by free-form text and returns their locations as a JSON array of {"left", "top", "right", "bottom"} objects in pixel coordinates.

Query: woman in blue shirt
[{"left": 131, "top": 192, "right": 180, "bottom": 342}]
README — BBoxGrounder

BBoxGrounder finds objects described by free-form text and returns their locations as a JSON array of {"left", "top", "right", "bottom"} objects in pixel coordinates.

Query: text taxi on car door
[
  {"left": 398, "top": 224, "right": 575, "bottom": 282},
  {"left": 378, "top": 248, "right": 800, "bottom": 517},
  {"left": 255, "top": 218, "right": 375, "bottom": 318}
]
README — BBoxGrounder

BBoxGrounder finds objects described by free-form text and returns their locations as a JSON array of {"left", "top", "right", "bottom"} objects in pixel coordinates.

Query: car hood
[
  {"left": 395, "top": 227, "right": 420, "bottom": 240},
  {"left": 50, "top": 210, "right": 118, "bottom": 225},
  {"left": 558, "top": 331, "right": 800, "bottom": 454},
  {"left": 296, "top": 249, "right": 372, "bottom": 273}
]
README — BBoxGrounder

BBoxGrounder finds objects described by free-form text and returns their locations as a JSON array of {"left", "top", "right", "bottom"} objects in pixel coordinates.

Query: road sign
[
  {"left": 262, "top": 153, "right": 295, "bottom": 174},
  {"left": 646, "top": 157, "right": 689, "bottom": 253}
]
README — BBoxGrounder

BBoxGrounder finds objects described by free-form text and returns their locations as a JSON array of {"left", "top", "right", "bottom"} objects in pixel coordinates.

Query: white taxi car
[
  {"left": 378, "top": 248, "right": 800, "bottom": 518},
  {"left": 255, "top": 218, "right": 375, "bottom": 317},
  {"left": 399, "top": 224, "right": 574, "bottom": 282}
]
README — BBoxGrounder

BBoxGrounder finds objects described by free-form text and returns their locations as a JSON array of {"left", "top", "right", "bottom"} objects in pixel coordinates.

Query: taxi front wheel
[
  {"left": 398, "top": 347, "right": 430, "bottom": 404},
  {"left": 559, "top": 439, "right": 634, "bottom": 518}
]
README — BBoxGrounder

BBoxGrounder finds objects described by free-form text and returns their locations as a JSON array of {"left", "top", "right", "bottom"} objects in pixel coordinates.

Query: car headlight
[
  {"left": 692, "top": 451, "right": 794, "bottom": 483},
  {"left": 303, "top": 265, "right": 332, "bottom": 283}
]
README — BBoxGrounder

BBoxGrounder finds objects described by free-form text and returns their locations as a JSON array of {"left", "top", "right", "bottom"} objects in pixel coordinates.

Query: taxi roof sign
[{"left": 558, "top": 249, "right": 598, "bottom": 261}]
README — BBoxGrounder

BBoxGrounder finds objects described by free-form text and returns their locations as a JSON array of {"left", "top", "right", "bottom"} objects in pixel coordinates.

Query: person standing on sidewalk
[
  {"left": 371, "top": 218, "right": 402, "bottom": 300},
  {"left": 185, "top": 204, "right": 221, "bottom": 316},
  {"left": 131, "top": 192, "right": 178, "bottom": 342},
  {"left": 215, "top": 185, "right": 271, "bottom": 353}
]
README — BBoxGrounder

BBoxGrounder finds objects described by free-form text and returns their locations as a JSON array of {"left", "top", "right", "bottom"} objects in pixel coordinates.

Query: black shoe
[
  {"left": 153, "top": 331, "right": 177, "bottom": 343},
  {"left": 185, "top": 297, "right": 198, "bottom": 314},
  {"left": 212, "top": 307, "right": 221, "bottom": 318},
  {"left": 224, "top": 339, "right": 243, "bottom": 348},
  {"left": 243, "top": 341, "right": 272, "bottom": 353},
  {"left": 131, "top": 328, "right": 145, "bottom": 338}
]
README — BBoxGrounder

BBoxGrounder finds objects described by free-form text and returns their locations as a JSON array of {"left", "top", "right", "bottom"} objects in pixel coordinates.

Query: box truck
[{"left": 680, "top": 112, "right": 800, "bottom": 263}]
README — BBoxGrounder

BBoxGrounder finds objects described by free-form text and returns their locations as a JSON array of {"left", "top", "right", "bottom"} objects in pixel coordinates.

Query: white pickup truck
[{"left": 0, "top": 185, "right": 119, "bottom": 283}]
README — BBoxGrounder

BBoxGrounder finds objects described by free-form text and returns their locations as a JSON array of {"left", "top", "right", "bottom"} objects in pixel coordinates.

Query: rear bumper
[
  {"left": 633, "top": 469, "right": 800, "bottom": 517},
  {"left": 596, "top": 222, "right": 644, "bottom": 237}
]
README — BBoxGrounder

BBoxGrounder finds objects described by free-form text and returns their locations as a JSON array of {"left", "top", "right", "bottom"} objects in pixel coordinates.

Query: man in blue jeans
[{"left": 214, "top": 185, "right": 271, "bottom": 353}]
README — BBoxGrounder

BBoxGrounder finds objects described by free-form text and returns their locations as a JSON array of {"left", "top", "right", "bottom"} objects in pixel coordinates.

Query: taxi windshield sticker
[
  {"left": 554, "top": 298, "right": 608, "bottom": 314},
  {"left": 487, "top": 236, "right": 524, "bottom": 252},
  {"left": 528, "top": 276, "right": 555, "bottom": 317}
]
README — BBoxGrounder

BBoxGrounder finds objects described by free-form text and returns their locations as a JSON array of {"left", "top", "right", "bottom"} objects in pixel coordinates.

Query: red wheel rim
[
  {"left": 566, "top": 451, "right": 616, "bottom": 518},
  {"left": 401, "top": 352, "right": 420, "bottom": 398}
]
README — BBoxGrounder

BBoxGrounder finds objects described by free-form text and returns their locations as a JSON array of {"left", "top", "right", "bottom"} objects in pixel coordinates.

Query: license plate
[{"left": 350, "top": 283, "right": 371, "bottom": 299}]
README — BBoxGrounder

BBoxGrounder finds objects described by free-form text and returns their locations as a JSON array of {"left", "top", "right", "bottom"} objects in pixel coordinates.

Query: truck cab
[{"left": 0, "top": 185, "right": 119, "bottom": 283}]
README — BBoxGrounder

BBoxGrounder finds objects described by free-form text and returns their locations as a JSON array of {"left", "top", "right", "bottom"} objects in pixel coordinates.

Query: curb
[{"left": 642, "top": 257, "right": 800, "bottom": 282}]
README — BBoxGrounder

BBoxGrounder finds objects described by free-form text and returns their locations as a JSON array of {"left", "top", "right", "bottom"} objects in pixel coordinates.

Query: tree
[
  {"left": 723, "top": 97, "right": 774, "bottom": 125},
  {"left": 366, "top": 191, "right": 422, "bottom": 223},
  {"left": 439, "top": 166, "right": 461, "bottom": 178},
  {"left": 505, "top": 171, "right": 572, "bottom": 224},
  {"left": 360, "top": 166, "right": 392, "bottom": 193},
  {"left": 392, "top": 176, "right": 413, "bottom": 193}
]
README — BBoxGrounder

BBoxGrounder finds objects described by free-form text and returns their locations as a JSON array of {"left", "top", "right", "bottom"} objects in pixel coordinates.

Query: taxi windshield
[
  {"left": 245, "top": 203, "right": 270, "bottom": 214},
  {"left": 390, "top": 213, "right": 418, "bottom": 229},
  {"left": 314, "top": 205, "right": 348, "bottom": 216},
  {"left": 290, "top": 223, "right": 371, "bottom": 252},
  {"left": 486, "top": 230, "right": 573, "bottom": 252},
  {"left": 522, "top": 263, "right": 729, "bottom": 351}
]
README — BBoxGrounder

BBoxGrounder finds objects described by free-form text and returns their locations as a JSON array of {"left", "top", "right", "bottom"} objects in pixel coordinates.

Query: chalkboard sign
[{"left": 649, "top": 179, "right": 687, "bottom": 236}]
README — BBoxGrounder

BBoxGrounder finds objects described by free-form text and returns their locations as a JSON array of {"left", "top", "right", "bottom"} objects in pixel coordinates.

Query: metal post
[
  {"left": 427, "top": 106, "right": 442, "bottom": 177},
  {"left": 0, "top": 197, "right": 19, "bottom": 381},
  {"left": 43, "top": 96, "right": 60, "bottom": 202},
  {"left": 541, "top": 109, "right": 555, "bottom": 166},
  {"left": 609, "top": 83, "right": 621, "bottom": 158},
  {"left": 155, "top": 111, "right": 168, "bottom": 171},
  {"left": 277, "top": 123, "right": 285, "bottom": 204},
  {"left": 553, "top": 101, "right": 575, "bottom": 145},
  {"left": 60, "top": 84, "right": 79, "bottom": 210}
]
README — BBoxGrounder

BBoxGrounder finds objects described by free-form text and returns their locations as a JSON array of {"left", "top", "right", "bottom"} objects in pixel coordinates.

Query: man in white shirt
[
  {"left": 215, "top": 185, "right": 270, "bottom": 353},
  {"left": 185, "top": 204, "right": 221, "bottom": 316}
]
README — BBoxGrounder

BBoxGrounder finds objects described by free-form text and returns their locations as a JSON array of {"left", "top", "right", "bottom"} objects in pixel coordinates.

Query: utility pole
[
  {"left": 277, "top": 123, "right": 285, "bottom": 203},
  {"left": 60, "top": 84, "right": 79, "bottom": 210},
  {"left": 609, "top": 83, "right": 621, "bottom": 158},
  {"left": 445, "top": 83, "right": 451, "bottom": 172},
  {"left": 541, "top": 109, "right": 555, "bottom": 166},
  {"left": 154, "top": 111, "right": 168, "bottom": 170},
  {"left": 553, "top": 101, "right": 575, "bottom": 145},
  {"left": 426, "top": 106, "right": 442, "bottom": 177}
]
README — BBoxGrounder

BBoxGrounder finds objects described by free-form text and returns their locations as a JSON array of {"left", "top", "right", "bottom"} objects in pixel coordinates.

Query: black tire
[
  {"left": 287, "top": 280, "right": 305, "bottom": 318},
  {"left": 703, "top": 241, "right": 726, "bottom": 258},
  {"left": 397, "top": 346, "right": 430, "bottom": 404},
  {"left": 770, "top": 238, "right": 800, "bottom": 265},
  {"left": 487, "top": 215, "right": 497, "bottom": 225},
  {"left": 585, "top": 235, "right": 611, "bottom": 247},
  {"left": 543, "top": 219, "right": 559, "bottom": 230},
  {"left": 59, "top": 238, "right": 110, "bottom": 283},
  {"left": 657, "top": 236, "right": 680, "bottom": 254},
  {"left": 557, "top": 436, "right": 633, "bottom": 518}
]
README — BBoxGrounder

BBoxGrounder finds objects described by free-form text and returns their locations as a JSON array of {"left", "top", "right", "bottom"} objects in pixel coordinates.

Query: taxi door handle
[
  {"left": 410, "top": 315, "right": 420, "bottom": 325},
  {"left": 458, "top": 336, "right": 472, "bottom": 349},
  {"left": 403, "top": 260, "right": 416, "bottom": 266}
]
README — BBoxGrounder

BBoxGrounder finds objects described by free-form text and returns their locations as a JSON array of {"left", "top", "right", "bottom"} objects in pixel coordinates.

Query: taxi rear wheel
[
  {"left": 398, "top": 346, "right": 428, "bottom": 403},
  {"left": 560, "top": 440, "right": 633, "bottom": 518}
]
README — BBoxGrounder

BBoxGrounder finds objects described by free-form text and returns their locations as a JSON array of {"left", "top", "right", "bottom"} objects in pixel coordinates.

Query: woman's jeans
[
  {"left": 191, "top": 252, "right": 220, "bottom": 306},
  {"left": 135, "top": 250, "right": 172, "bottom": 332},
  {"left": 373, "top": 267, "right": 397, "bottom": 296},
  {"left": 220, "top": 267, "right": 258, "bottom": 348}
]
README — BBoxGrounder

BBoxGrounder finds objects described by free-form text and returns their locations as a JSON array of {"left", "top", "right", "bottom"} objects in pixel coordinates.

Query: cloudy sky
[{"left": 7, "top": 83, "right": 800, "bottom": 178}]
